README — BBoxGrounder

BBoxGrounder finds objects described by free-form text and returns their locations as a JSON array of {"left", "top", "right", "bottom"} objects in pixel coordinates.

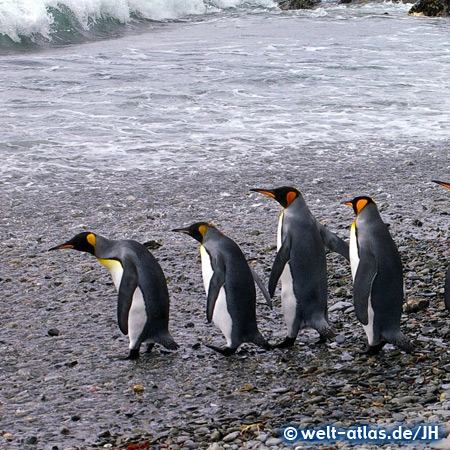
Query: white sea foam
[{"left": 0, "top": 0, "right": 276, "bottom": 42}]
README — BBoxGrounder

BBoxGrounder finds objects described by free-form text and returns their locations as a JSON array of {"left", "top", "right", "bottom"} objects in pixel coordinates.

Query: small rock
[
  {"left": 431, "top": 437, "right": 450, "bottom": 449},
  {"left": 403, "top": 298, "right": 429, "bottom": 313},
  {"left": 207, "top": 444, "right": 223, "bottom": 450},
  {"left": 329, "top": 301, "right": 353, "bottom": 312},
  {"left": 256, "top": 433, "right": 268, "bottom": 442},
  {"left": 266, "top": 437, "right": 282, "bottom": 445},
  {"left": 210, "top": 430, "right": 222, "bottom": 441},
  {"left": 392, "top": 413, "right": 405, "bottom": 421},
  {"left": 392, "top": 395, "right": 418, "bottom": 405},
  {"left": 143, "top": 240, "right": 162, "bottom": 250},
  {"left": 48, "top": 328, "right": 60, "bottom": 337},
  {"left": 223, "top": 431, "right": 240, "bottom": 442}
]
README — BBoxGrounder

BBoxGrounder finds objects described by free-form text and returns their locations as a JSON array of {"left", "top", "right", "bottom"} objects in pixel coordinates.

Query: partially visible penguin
[
  {"left": 172, "top": 222, "right": 272, "bottom": 356},
  {"left": 432, "top": 180, "right": 450, "bottom": 311},
  {"left": 49, "top": 232, "right": 178, "bottom": 359},
  {"left": 345, "top": 197, "right": 414, "bottom": 354},
  {"left": 251, "top": 187, "right": 349, "bottom": 348}
]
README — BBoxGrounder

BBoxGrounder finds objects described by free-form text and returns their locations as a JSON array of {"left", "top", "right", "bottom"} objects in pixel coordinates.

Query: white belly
[
  {"left": 277, "top": 212, "right": 296, "bottom": 335},
  {"left": 280, "top": 263, "right": 297, "bottom": 336},
  {"left": 200, "top": 245, "right": 233, "bottom": 346},
  {"left": 349, "top": 222, "right": 360, "bottom": 281},
  {"left": 99, "top": 258, "right": 147, "bottom": 348},
  {"left": 127, "top": 287, "right": 147, "bottom": 348},
  {"left": 362, "top": 297, "right": 375, "bottom": 345},
  {"left": 277, "top": 211, "right": 284, "bottom": 250}
]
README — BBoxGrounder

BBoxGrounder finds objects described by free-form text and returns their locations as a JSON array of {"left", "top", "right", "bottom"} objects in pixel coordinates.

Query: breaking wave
[{"left": 0, "top": 0, "right": 276, "bottom": 50}]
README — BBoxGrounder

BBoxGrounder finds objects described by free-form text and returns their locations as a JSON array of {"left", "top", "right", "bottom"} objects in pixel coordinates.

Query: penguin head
[
  {"left": 432, "top": 180, "right": 450, "bottom": 190},
  {"left": 251, "top": 186, "right": 301, "bottom": 208},
  {"left": 345, "top": 196, "right": 375, "bottom": 216},
  {"left": 172, "top": 222, "right": 213, "bottom": 243},
  {"left": 49, "top": 232, "right": 97, "bottom": 255}
]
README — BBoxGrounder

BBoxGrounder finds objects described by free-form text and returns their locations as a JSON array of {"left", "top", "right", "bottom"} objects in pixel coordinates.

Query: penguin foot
[
  {"left": 360, "top": 342, "right": 386, "bottom": 356},
  {"left": 145, "top": 343, "right": 155, "bottom": 354},
  {"left": 125, "top": 349, "right": 140, "bottom": 360},
  {"left": 272, "top": 336, "right": 296, "bottom": 349},
  {"left": 205, "top": 344, "right": 238, "bottom": 357},
  {"left": 317, "top": 334, "right": 329, "bottom": 344}
]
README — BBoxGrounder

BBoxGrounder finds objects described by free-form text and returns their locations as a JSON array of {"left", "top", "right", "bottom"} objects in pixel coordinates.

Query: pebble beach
[{"left": 1, "top": 143, "right": 449, "bottom": 449}]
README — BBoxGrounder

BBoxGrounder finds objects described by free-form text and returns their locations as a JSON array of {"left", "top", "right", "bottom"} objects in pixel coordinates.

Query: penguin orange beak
[
  {"left": 432, "top": 180, "right": 450, "bottom": 190},
  {"left": 344, "top": 201, "right": 353, "bottom": 208},
  {"left": 250, "top": 188, "right": 275, "bottom": 198},
  {"left": 48, "top": 243, "right": 74, "bottom": 251}
]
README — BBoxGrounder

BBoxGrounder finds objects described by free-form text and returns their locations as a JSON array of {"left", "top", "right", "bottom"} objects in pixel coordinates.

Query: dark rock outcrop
[
  {"left": 409, "top": 0, "right": 450, "bottom": 15},
  {"left": 278, "top": 0, "right": 321, "bottom": 10}
]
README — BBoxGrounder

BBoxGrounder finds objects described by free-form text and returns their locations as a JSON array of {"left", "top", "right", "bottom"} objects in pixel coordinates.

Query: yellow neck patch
[{"left": 98, "top": 258, "right": 121, "bottom": 271}]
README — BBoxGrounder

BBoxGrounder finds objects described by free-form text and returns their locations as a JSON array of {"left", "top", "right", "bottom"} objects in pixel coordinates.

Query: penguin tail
[
  {"left": 315, "top": 320, "right": 336, "bottom": 341},
  {"left": 385, "top": 331, "right": 414, "bottom": 354},
  {"left": 158, "top": 333, "right": 179, "bottom": 351},
  {"left": 252, "top": 332, "right": 272, "bottom": 351}
]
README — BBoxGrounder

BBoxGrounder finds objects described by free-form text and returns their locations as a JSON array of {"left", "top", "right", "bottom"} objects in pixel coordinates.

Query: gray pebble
[{"left": 222, "top": 431, "right": 240, "bottom": 442}]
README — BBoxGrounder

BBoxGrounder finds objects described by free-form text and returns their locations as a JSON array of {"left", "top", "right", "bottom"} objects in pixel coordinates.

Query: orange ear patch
[
  {"left": 198, "top": 224, "right": 208, "bottom": 237},
  {"left": 286, "top": 191, "right": 297, "bottom": 206},
  {"left": 87, "top": 233, "right": 96, "bottom": 247},
  {"left": 356, "top": 199, "right": 368, "bottom": 214}
]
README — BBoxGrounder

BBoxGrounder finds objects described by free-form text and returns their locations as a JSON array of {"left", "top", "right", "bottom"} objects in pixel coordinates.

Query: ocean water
[{"left": 1, "top": 0, "right": 449, "bottom": 177}]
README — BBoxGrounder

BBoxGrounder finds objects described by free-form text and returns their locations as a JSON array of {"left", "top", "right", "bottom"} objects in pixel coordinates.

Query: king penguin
[
  {"left": 172, "top": 222, "right": 272, "bottom": 356},
  {"left": 432, "top": 180, "right": 450, "bottom": 311},
  {"left": 251, "top": 187, "right": 349, "bottom": 348},
  {"left": 49, "top": 232, "right": 178, "bottom": 359},
  {"left": 345, "top": 197, "right": 414, "bottom": 354}
]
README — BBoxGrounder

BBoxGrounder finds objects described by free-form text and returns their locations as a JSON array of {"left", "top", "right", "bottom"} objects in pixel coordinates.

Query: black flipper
[
  {"left": 117, "top": 260, "right": 139, "bottom": 335},
  {"left": 206, "top": 256, "right": 226, "bottom": 323},
  {"left": 318, "top": 223, "right": 350, "bottom": 261},
  {"left": 445, "top": 265, "right": 450, "bottom": 311},
  {"left": 268, "top": 234, "right": 291, "bottom": 298},
  {"left": 249, "top": 265, "right": 272, "bottom": 309},
  {"left": 273, "top": 336, "right": 296, "bottom": 348},
  {"left": 205, "top": 344, "right": 237, "bottom": 357},
  {"left": 353, "top": 250, "right": 377, "bottom": 326}
]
